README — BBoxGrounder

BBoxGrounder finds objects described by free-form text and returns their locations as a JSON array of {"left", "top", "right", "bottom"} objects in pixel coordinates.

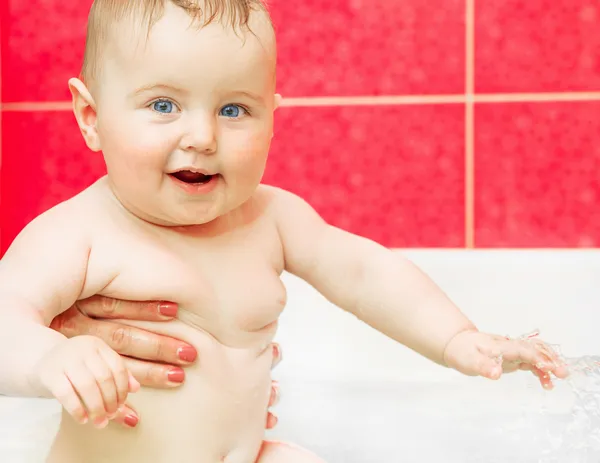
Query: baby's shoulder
[
  {"left": 252, "top": 184, "right": 312, "bottom": 219},
  {"left": 252, "top": 184, "right": 297, "bottom": 212},
  {"left": 26, "top": 177, "right": 113, "bottom": 235},
  {"left": 246, "top": 184, "right": 292, "bottom": 227},
  {"left": 3, "top": 178, "right": 114, "bottom": 259}
]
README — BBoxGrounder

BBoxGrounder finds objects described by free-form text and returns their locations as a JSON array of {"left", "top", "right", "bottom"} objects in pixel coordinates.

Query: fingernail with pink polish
[
  {"left": 168, "top": 368, "right": 185, "bottom": 384},
  {"left": 124, "top": 414, "right": 139, "bottom": 428},
  {"left": 158, "top": 302, "right": 178, "bottom": 317},
  {"left": 177, "top": 346, "right": 197, "bottom": 363}
]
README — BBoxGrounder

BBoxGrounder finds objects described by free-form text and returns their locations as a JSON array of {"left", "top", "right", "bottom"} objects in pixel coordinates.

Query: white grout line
[
  {"left": 279, "top": 94, "right": 466, "bottom": 106},
  {"left": 475, "top": 92, "right": 600, "bottom": 103},
  {"left": 393, "top": 247, "right": 600, "bottom": 251},
  {"left": 282, "top": 92, "right": 600, "bottom": 105},
  {"left": 4, "top": 92, "right": 600, "bottom": 112},
  {"left": 1, "top": 101, "right": 72, "bottom": 111}
]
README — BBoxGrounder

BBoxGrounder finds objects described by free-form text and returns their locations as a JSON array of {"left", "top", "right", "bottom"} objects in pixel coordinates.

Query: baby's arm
[
  {"left": 271, "top": 187, "right": 474, "bottom": 366},
  {"left": 0, "top": 203, "right": 93, "bottom": 396}
]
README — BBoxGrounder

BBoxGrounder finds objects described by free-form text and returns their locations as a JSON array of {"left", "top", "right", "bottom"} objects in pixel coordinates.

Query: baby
[{"left": 0, "top": 1, "right": 568, "bottom": 462}]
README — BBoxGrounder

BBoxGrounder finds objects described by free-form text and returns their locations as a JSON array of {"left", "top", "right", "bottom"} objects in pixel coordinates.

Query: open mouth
[{"left": 169, "top": 170, "right": 215, "bottom": 184}]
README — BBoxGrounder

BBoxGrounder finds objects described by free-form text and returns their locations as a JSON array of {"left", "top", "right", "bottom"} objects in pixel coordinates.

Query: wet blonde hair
[{"left": 81, "top": 0, "right": 271, "bottom": 84}]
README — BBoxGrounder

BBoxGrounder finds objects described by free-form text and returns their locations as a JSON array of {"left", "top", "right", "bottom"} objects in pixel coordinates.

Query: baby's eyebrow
[
  {"left": 129, "top": 85, "right": 266, "bottom": 104},
  {"left": 130, "top": 84, "right": 188, "bottom": 97},
  {"left": 230, "top": 91, "right": 264, "bottom": 103}
]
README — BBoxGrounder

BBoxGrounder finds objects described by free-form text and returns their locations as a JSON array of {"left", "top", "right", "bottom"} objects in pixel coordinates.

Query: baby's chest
[{"left": 89, "top": 228, "right": 287, "bottom": 335}]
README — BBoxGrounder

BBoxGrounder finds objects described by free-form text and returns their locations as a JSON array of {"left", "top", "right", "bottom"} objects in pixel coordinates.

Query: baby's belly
[{"left": 47, "top": 320, "right": 274, "bottom": 463}]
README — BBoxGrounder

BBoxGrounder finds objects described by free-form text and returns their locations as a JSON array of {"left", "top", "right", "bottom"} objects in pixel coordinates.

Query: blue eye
[
  {"left": 220, "top": 104, "right": 246, "bottom": 118},
  {"left": 152, "top": 100, "right": 175, "bottom": 113}
]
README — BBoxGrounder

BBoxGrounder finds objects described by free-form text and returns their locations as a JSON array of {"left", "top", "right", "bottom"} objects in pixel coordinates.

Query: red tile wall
[{"left": 1, "top": 0, "right": 599, "bottom": 253}]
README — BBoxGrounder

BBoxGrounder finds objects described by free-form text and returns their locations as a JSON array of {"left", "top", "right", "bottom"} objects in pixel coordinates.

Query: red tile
[
  {"left": 474, "top": 102, "right": 600, "bottom": 247},
  {"left": 1, "top": 106, "right": 465, "bottom": 251},
  {"left": 0, "top": 0, "right": 8, "bottom": 75},
  {"left": 3, "top": 0, "right": 465, "bottom": 101},
  {"left": 2, "top": 1, "right": 91, "bottom": 102},
  {"left": 270, "top": 0, "right": 465, "bottom": 97},
  {"left": 265, "top": 105, "right": 465, "bottom": 248},
  {"left": 476, "top": 1, "right": 600, "bottom": 92},
  {"left": 1, "top": 111, "right": 106, "bottom": 253}
]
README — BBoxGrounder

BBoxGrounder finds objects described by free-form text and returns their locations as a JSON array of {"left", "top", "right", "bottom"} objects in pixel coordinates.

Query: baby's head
[{"left": 70, "top": 0, "right": 281, "bottom": 226}]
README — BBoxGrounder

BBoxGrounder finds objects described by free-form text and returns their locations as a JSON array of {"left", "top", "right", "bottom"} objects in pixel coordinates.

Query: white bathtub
[{"left": 2, "top": 250, "right": 599, "bottom": 462}]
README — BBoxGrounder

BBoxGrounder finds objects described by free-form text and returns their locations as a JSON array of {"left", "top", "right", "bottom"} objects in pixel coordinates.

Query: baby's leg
[{"left": 255, "top": 440, "right": 326, "bottom": 463}]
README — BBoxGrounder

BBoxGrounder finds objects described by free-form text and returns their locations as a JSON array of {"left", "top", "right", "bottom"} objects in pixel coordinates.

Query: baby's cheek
[
  {"left": 99, "top": 114, "right": 175, "bottom": 153},
  {"left": 231, "top": 133, "right": 271, "bottom": 165},
  {"left": 105, "top": 131, "right": 174, "bottom": 167}
]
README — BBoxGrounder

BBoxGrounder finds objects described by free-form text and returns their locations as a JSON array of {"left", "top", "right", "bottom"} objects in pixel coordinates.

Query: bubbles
[
  {"left": 536, "top": 355, "right": 600, "bottom": 462},
  {"left": 498, "top": 330, "right": 600, "bottom": 461},
  {"left": 515, "top": 329, "right": 542, "bottom": 341}
]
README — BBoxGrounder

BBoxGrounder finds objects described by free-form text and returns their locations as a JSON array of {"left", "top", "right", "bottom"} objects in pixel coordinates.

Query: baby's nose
[{"left": 181, "top": 116, "right": 217, "bottom": 153}]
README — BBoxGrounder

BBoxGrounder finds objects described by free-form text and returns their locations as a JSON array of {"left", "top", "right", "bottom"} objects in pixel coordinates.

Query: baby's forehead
[
  {"left": 113, "top": 9, "right": 273, "bottom": 65},
  {"left": 98, "top": 10, "right": 276, "bottom": 95},
  {"left": 83, "top": 1, "right": 275, "bottom": 89}
]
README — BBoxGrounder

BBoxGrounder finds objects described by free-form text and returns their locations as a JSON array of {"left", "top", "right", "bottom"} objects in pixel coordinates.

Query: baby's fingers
[
  {"left": 85, "top": 354, "right": 119, "bottom": 417},
  {"left": 47, "top": 374, "right": 88, "bottom": 425},
  {"left": 474, "top": 345, "right": 503, "bottom": 379},
  {"left": 98, "top": 348, "right": 131, "bottom": 408},
  {"left": 502, "top": 340, "right": 556, "bottom": 372},
  {"left": 460, "top": 346, "right": 503, "bottom": 379},
  {"left": 552, "top": 363, "right": 570, "bottom": 379},
  {"left": 66, "top": 365, "right": 107, "bottom": 428},
  {"left": 519, "top": 363, "right": 555, "bottom": 390},
  {"left": 529, "top": 341, "right": 569, "bottom": 379},
  {"left": 477, "top": 355, "right": 503, "bottom": 380},
  {"left": 128, "top": 371, "right": 140, "bottom": 392}
]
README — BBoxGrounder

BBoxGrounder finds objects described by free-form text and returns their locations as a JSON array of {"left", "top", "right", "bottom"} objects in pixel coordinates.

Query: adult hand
[{"left": 50, "top": 296, "right": 282, "bottom": 429}]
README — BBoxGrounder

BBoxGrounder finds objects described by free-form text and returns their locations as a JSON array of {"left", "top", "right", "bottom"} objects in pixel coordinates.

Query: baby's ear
[
  {"left": 273, "top": 93, "right": 282, "bottom": 110},
  {"left": 68, "top": 78, "right": 101, "bottom": 152}
]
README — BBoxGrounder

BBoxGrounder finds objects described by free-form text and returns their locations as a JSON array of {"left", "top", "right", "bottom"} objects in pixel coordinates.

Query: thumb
[
  {"left": 452, "top": 351, "right": 502, "bottom": 379},
  {"left": 474, "top": 354, "right": 503, "bottom": 380}
]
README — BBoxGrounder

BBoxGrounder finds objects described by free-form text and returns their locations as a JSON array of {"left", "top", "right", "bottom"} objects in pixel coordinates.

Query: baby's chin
[
  {"left": 139, "top": 208, "right": 222, "bottom": 228},
  {"left": 115, "top": 196, "right": 222, "bottom": 228},
  {"left": 107, "top": 182, "right": 241, "bottom": 229}
]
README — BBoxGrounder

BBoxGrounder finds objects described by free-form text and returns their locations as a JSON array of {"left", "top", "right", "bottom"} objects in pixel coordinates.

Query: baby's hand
[
  {"left": 443, "top": 330, "right": 569, "bottom": 389},
  {"left": 31, "top": 335, "right": 140, "bottom": 428}
]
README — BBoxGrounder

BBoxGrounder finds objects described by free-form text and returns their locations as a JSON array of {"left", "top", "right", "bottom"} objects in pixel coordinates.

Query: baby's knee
[{"left": 256, "top": 440, "right": 326, "bottom": 463}]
